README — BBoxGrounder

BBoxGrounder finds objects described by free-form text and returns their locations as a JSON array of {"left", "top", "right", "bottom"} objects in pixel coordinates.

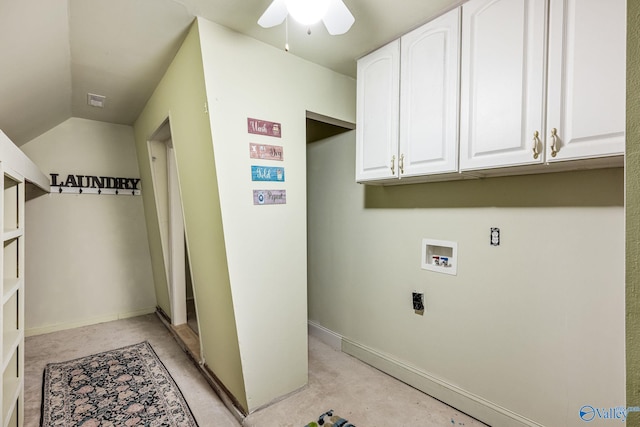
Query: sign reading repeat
[
  {"left": 50, "top": 173, "right": 142, "bottom": 195},
  {"left": 253, "top": 190, "right": 286, "bottom": 205}
]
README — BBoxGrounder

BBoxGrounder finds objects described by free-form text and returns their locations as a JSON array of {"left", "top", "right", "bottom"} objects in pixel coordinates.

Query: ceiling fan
[{"left": 258, "top": 0, "right": 355, "bottom": 35}]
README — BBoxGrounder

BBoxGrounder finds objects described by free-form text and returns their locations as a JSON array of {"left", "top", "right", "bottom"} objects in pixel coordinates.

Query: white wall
[
  {"left": 197, "top": 18, "right": 356, "bottom": 412},
  {"left": 307, "top": 132, "right": 625, "bottom": 427},
  {"left": 21, "top": 118, "right": 156, "bottom": 335}
]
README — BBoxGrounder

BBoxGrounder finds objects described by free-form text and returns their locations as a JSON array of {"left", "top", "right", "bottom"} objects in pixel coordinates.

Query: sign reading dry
[{"left": 250, "top": 143, "right": 284, "bottom": 161}]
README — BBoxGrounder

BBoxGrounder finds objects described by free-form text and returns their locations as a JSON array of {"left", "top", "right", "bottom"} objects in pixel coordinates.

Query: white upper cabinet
[
  {"left": 400, "top": 8, "right": 461, "bottom": 177},
  {"left": 356, "top": 40, "right": 400, "bottom": 182},
  {"left": 460, "top": 0, "right": 625, "bottom": 172},
  {"left": 459, "top": 0, "right": 547, "bottom": 171},
  {"left": 356, "top": 0, "right": 625, "bottom": 184},
  {"left": 545, "top": 0, "right": 626, "bottom": 162}
]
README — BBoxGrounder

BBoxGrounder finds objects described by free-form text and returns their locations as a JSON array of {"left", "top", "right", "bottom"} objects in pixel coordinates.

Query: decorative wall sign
[
  {"left": 251, "top": 166, "right": 284, "bottom": 182},
  {"left": 253, "top": 190, "right": 286, "bottom": 205},
  {"left": 247, "top": 118, "right": 281, "bottom": 138},
  {"left": 249, "top": 143, "right": 284, "bottom": 161},
  {"left": 50, "top": 173, "right": 141, "bottom": 196}
]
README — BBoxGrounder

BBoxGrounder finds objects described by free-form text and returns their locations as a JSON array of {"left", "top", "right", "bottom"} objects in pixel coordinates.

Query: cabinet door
[
  {"left": 459, "top": 0, "right": 547, "bottom": 171},
  {"left": 546, "top": 0, "right": 625, "bottom": 162},
  {"left": 356, "top": 40, "right": 400, "bottom": 182},
  {"left": 400, "top": 7, "right": 460, "bottom": 177}
]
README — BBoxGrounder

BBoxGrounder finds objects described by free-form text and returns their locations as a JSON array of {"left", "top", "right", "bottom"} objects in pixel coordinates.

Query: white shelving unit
[
  {"left": 1, "top": 165, "right": 25, "bottom": 427},
  {"left": 0, "top": 131, "right": 48, "bottom": 427}
]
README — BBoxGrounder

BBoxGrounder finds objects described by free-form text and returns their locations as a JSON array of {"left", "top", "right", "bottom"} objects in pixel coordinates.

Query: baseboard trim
[
  {"left": 341, "top": 338, "right": 543, "bottom": 427},
  {"left": 25, "top": 307, "right": 157, "bottom": 337},
  {"left": 307, "top": 320, "right": 342, "bottom": 350}
]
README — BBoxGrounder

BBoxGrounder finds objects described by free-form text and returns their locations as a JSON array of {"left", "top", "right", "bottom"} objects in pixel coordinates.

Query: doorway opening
[
  {"left": 306, "top": 111, "right": 355, "bottom": 143},
  {"left": 148, "top": 119, "right": 200, "bottom": 357},
  {"left": 185, "top": 243, "right": 198, "bottom": 335}
]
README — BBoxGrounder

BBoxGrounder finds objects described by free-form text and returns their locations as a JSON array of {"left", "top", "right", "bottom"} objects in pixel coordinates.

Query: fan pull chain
[{"left": 285, "top": 16, "right": 289, "bottom": 51}]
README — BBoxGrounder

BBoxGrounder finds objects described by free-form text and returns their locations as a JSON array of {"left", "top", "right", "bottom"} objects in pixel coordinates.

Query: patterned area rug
[{"left": 41, "top": 341, "right": 198, "bottom": 427}]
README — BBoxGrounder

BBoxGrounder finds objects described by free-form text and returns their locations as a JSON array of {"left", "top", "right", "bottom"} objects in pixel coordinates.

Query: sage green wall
[
  {"left": 627, "top": 1, "right": 640, "bottom": 424},
  {"left": 21, "top": 118, "right": 156, "bottom": 336},
  {"left": 308, "top": 130, "right": 624, "bottom": 426},
  {"left": 197, "top": 18, "right": 355, "bottom": 412},
  {"left": 133, "top": 21, "right": 247, "bottom": 410}
]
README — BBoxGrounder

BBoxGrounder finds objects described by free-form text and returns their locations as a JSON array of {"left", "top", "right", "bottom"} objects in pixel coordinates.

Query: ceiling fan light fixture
[
  {"left": 285, "top": 0, "right": 330, "bottom": 26},
  {"left": 257, "top": 0, "right": 355, "bottom": 36}
]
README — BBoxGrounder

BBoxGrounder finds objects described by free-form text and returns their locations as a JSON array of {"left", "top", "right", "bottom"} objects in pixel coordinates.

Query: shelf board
[
  {"left": 1, "top": 332, "right": 20, "bottom": 373},
  {"left": 1, "top": 230, "right": 22, "bottom": 243},
  {"left": 1, "top": 280, "right": 20, "bottom": 306},
  {"left": 1, "top": 376, "right": 20, "bottom": 427}
]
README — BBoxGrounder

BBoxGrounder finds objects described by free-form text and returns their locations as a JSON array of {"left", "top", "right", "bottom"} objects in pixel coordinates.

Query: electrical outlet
[
  {"left": 412, "top": 292, "right": 424, "bottom": 311},
  {"left": 490, "top": 227, "right": 500, "bottom": 246}
]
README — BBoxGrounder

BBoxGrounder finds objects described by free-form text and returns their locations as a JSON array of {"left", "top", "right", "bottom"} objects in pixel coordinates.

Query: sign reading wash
[
  {"left": 50, "top": 173, "right": 141, "bottom": 195},
  {"left": 247, "top": 118, "right": 281, "bottom": 138}
]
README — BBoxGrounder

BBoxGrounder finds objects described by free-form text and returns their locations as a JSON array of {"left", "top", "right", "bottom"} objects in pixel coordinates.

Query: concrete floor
[
  {"left": 25, "top": 314, "right": 239, "bottom": 427},
  {"left": 26, "top": 315, "right": 485, "bottom": 426}
]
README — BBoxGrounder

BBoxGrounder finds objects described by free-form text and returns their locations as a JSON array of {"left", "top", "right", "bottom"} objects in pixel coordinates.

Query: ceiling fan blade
[
  {"left": 322, "top": 0, "right": 355, "bottom": 35},
  {"left": 258, "top": 0, "right": 288, "bottom": 28}
]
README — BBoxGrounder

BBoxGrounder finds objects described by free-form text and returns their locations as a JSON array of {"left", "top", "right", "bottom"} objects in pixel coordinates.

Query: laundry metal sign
[{"left": 50, "top": 173, "right": 141, "bottom": 196}]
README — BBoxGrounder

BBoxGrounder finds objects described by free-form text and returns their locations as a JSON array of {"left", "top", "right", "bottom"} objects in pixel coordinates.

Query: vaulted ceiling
[{"left": 0, "top": 0, "right": 462, "bottom": 146}]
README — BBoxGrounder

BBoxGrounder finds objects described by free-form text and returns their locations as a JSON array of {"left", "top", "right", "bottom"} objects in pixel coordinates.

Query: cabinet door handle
[
  {"left": 550, "top": 128, "right": 559, "bottom": 158},
  {"left": 390, "top": 155, "right": 396, "bottom": 174},
  {"left": 399, "top": 153, "right": 405, "bottom": 174},
  {"left": 532, "top": 131, "right": 541, "bottom": 159}
]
